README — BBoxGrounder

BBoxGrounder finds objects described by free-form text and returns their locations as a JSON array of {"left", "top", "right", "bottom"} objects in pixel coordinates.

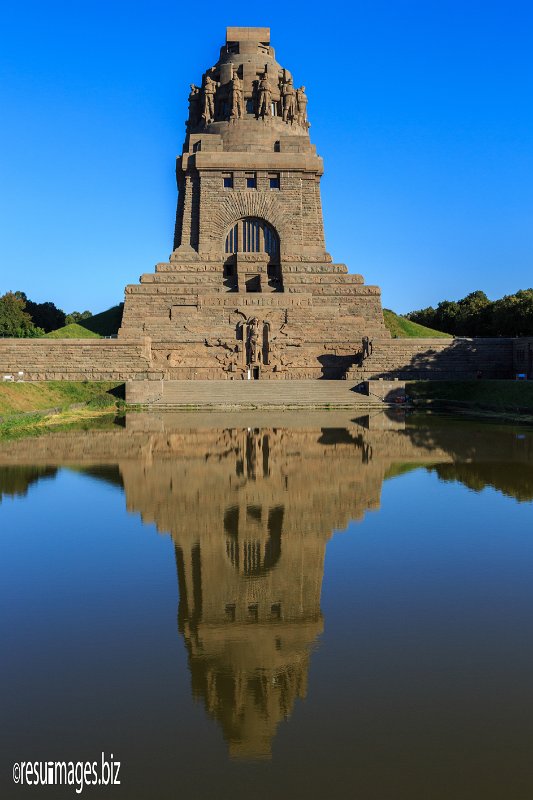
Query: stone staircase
[
  {"left": 126, "top": 379, "right": 386, "bottom": 409},
  {"left": 346, "top": 337, "right": 513, "bottom": 381}
]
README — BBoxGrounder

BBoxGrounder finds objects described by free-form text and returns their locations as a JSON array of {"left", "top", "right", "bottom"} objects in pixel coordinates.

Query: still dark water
[{"left": 1, "top": 411, "right": 533, "bottom": 799}]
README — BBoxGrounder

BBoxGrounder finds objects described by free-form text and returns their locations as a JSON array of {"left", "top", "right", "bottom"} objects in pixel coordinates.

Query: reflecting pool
[{"left": 1, "top": 411, "right": 533, "bottom": 799}]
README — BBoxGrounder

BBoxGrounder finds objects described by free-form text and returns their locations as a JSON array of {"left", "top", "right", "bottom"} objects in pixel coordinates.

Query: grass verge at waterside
[{"left": 0, "top": 381, "right": 125, "bottom": 439}]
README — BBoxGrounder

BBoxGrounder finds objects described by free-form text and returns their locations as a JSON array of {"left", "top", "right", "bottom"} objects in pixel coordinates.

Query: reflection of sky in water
[{"left": 1, "top": 420, "right": 533, "bottom": 800}]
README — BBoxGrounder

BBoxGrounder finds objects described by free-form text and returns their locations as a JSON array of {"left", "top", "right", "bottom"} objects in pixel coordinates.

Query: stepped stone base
[{"left": 118, "top": 260, "right": 390, "bottom": 380}]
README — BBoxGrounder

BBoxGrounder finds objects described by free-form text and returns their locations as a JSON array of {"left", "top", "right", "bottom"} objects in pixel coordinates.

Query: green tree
[
  {"left": 492, "top": 289, "right": 533, "bottom": 336},
  {"left": 25, "top": 299, "right": 66, "bottom": 332},
  {"left": 456, "top": 291, "right": 491, "bottom": 336},
  {"left": 65, "top": 310, "right": 92, "bottom": 324},
  {"left": 408, "top": 299, "right": 462, "bottom": 334},
  {"left": 0, "top": 292, "right": 44, "bottom": 337}
]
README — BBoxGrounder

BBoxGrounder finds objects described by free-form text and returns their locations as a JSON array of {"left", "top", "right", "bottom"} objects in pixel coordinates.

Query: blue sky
[{"left": 1, "top": 0, "right": 531, "bottom": 314}]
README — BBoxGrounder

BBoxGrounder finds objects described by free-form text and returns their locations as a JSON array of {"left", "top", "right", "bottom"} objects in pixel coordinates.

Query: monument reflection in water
[
  {"left": 2, "top": 410, "right": 533, "bottom": 775},
  {"left": 108, "top": 412, "right": 451, "bottom": 759},
  {"left": 125, "top": 425, "right": 349, "bottom": 760}
]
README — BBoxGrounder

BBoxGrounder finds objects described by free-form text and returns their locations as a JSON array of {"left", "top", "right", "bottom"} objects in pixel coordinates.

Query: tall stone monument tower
[{"left": 119, "top": 27, "right": 389, "bottom": 379}]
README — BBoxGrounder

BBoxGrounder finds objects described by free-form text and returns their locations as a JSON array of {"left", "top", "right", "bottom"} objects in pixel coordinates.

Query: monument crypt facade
[{"left": 118, "top": 26, "right": 390, "bottom": 380}]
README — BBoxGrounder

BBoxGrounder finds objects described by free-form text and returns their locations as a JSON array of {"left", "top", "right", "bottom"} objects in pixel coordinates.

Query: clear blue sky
[{"left": 1, "top": 0, "right": 531, "bottom": 315}]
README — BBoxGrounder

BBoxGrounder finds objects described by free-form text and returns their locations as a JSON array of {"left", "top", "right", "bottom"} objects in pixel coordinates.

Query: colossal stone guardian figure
[
  {"left": 187, "top": 84, "right": 201, "bottom": 128},
  {"left": 230, "top": 69, "right": 244, "bottom": 120},
  {"left": 281, "top": 75, "right": 296, "bottom": 122},
  {"left": 256, "top": 72, "right": 272, "bottom": 118},
  {"left": 248, "top": 318, "right": 261, "bottom": 365},
  {"left": 203, "top": 74, "right": 218, "bottom": 124},
  {"left": 296, "top": 85, "right": 308, "bottom": 127}
]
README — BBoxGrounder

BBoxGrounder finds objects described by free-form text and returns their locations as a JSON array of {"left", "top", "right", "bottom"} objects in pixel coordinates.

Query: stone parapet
[
  {"left": 185, "top": 151, "right": 323, "bottom": 173},
  {"left": 0, "top": 334, "right": 514, "bottom": 383}
]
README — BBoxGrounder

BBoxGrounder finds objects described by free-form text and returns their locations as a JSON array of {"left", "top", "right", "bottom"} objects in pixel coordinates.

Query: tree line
[
  {"left": 0, "top": 291, "right": 92, "bottom": 337},
  {"left": 407, "top": 289, "right": 533, "bottom": 337}
]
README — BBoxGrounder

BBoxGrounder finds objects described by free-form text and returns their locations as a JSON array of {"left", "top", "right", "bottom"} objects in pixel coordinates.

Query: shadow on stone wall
[
  {"left": 361, "top": 337, "right": 513, "bottom": 380},
  {"left": 317, "top": 353, "right": 361, "bottom": 379}
]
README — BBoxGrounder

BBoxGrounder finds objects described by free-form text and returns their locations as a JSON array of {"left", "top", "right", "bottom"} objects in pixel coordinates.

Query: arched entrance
[
  {"left": 224, "top": 217, "right": 279, "bottom": 259},
  {"left": 224, "top": 217, "right": 282, "bottom": 292}
]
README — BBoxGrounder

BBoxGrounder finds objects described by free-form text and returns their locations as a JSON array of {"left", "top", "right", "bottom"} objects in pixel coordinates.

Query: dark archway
[{"left": 224, "top": 217, "right": 280, "bottom": 262}]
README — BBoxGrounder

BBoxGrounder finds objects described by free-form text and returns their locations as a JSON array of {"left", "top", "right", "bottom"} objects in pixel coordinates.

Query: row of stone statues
[
  {"left": 187, "top": 70, "right": 308, "bottom": 128},
  {"left": 256, "top": 71, "right": 307, "bottom": 124}
]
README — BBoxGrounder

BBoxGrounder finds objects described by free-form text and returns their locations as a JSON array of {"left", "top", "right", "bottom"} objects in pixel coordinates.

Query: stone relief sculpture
[
  {"left": 247, "top": 317, "right": 261, "bottom": 364},
  {"left": 281, "top": 75, "right": 296, "bottom": 123},
  {"left": 202, "top": 74, "right": 218, "bottom": 124},
  {"left": 256, "top": 72, "right": 272, "bottom": 118},
  {"left": 230, "top": 69, "right": 244, "bottom": 120}
]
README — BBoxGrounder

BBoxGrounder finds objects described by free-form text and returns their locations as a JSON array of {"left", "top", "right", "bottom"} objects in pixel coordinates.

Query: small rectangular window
[
  {"left": 246, "top": 173, "right": 256, "bottom": 189},
  {"left": 223, "top": 173, "right": 233, "bottom": 189},
  {"left": 246, "top": 99, "right": 254, "bottom": 114},
  {"left": 269, "top": 173, "right": 280, "bottom": 190}
]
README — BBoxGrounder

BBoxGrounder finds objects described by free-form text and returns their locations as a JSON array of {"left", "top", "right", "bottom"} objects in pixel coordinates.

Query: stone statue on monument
[
  {"left": 187, "top": 84, "right": 201, "bottom": 128},
  {"left": 248, "top": 318, "right": 261, "bottom": 364},
  {"left": 296, "top": 85, "right": 308, "bottom": 127},
  {"left": 202, "top": 74, "right": 218, "bottom": 124},
  {"left": 256, "top": 72, "right": 272, "bottom": 119},
  {"left": 230, "top": 69, "right": 244, "bottom": 120},
  {"left": 281, "top": 75, "right": 296, "bottom": 123}
]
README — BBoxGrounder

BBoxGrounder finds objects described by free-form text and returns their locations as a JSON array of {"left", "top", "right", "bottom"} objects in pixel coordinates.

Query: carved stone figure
[
  {"left": 247, "top": 318, "right": 261, "bottom": 364},
  {"left": 281, "top": 76, "right": 296, "bottom": 123},
  {"left": 187, "top": 84, "right": 201, "bottom": 128},
  {"left": 230, "top": 70, "right": 244, "bottom": 120},
  {"left": 296, "top": 85, "right": 308, "bottom": 126},
  {"left": 256, "top": 72, "right": 272, "bottom": 119},
  {"left": 202, "top": 75, "right": 218, "bottom": 124}
]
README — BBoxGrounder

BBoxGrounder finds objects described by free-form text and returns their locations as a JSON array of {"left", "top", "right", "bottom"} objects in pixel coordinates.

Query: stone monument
[{"left": 117, "top": 26, "right": 390, "bottom": 380}]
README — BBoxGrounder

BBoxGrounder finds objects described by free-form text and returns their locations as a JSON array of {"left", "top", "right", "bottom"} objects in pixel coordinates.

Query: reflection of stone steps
[{"left": 126, "top": 379, "right": 385, "bottom": 409}]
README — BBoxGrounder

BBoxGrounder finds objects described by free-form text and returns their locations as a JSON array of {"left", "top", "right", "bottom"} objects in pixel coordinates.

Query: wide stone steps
[{"left": 126, "top": 379, "right": 386, "bottom": 409}]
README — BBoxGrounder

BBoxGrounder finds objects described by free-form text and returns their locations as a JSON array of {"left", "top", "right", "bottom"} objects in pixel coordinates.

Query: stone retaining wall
[
  {"left": 349, "top": 337, "right": 514, "bottom": 381},
  {"left": 0, "top": 335, "right": 515, "bottom": 382},
  {"left": 0, "top": 338, "right": 150, "bottom": 381}
]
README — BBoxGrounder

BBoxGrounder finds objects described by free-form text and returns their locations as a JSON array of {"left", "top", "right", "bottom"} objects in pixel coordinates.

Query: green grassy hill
[
  {"left": 383, "top": 309, "right": 451, "bottom": 338},
  {"left": 43, "top": 323, "right": 101, "bottom": 339},
  {"left": 42, "top": 304, "right": 124, "bottom": 339}
]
